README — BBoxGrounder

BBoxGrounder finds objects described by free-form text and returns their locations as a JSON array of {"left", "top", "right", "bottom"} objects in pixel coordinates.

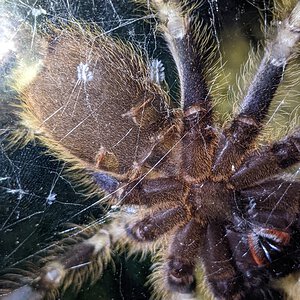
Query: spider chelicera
[{"left": 1, "top": 0, "right": 300, "bottom": 299}]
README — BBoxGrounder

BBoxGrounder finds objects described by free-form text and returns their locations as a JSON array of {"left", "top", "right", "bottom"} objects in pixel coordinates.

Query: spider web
[{"left": 0, "top": 1, "right": 299, "bottom": 300}]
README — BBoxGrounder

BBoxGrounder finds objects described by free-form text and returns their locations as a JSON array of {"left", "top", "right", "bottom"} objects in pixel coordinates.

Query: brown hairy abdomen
[{"left": 23, "top": 28, "right": 169, "bottom": 173}]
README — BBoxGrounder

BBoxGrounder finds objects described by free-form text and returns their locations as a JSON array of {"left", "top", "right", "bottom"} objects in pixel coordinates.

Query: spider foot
[
  {"left": 126, "top": 206, "right": 186, "bottom": 242},
  {"left": 166, "top": 257, "right": 196, "bottom": 294}
]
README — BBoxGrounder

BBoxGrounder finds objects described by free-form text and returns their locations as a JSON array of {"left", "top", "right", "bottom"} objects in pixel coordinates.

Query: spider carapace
[{"left": 1, "top": 0, "right": 300, "bottom": 299}]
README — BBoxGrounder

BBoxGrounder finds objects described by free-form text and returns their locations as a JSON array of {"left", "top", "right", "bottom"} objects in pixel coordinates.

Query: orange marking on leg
[
  {"left": 263, "top": 228, "right": 290, "bottom": 245},
  {"left": 248, "top": 234, "right": 265, "bottom": 266}
]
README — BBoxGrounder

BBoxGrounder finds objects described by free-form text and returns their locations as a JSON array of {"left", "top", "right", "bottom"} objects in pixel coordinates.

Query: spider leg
[
  {"left": 120, "top": 177, "right": 184, "bottom": 206},
  {"left": 223, "top": 179, "right": 300, "bottom": 298},
  {"left": 225, "top": 227, "right": 285, "bottom": 300},
  {"left": 165, "top": 219, "right": 203, "bottom": 293},
  {"left": 201, "top": 222, "right": 243, "bottom": 300},
  {"left": 151, "top": 0, "right": 213, "bottom": 115},
  {"left": 230, "top": 129, "right": 300, "bottom": 189},
  {"left": 0, "top": 218, "right": 128, "bottom": 300},
  {"left": 126, "top": 206, "right": 186, "bottom": 241},
  {"left": 248, "top": 227, "right": 290, "bottom": 265},
  {"left": 212, "top": 3, "right": 300, "bottom": 179},
  {"left": 231, "top": 179, "right": 300, "bottom": 271},
  {"left": 152, "top": 0, "right": 217, "bottom": 178},
  {"left": 239, "top": 179, "right": 300, "bottom": 222}
]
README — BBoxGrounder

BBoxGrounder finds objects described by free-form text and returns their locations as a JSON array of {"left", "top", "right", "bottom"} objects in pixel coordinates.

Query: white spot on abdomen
[{"left": 77, "top": 62, "right": 93, "bottom": 83}]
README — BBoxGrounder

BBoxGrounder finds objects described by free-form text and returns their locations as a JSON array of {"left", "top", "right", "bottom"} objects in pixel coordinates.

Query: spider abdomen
[{"left": 18, "top": 25, "right": 171, "bottom": 176}]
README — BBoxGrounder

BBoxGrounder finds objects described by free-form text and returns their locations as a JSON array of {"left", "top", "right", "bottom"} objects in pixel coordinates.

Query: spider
[{"left": 1, "top": 0, "right": 300, "bottom": 299}]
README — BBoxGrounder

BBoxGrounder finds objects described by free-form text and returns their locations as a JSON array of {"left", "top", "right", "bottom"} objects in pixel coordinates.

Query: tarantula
[{"left": 1, "top": 0, "right": 300, "bottom": 299}]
